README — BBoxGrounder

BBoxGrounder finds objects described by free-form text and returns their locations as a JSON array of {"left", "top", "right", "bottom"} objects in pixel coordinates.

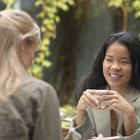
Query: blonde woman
[{"left": 0, "top": 9, "right": 63, "bottom": 140}]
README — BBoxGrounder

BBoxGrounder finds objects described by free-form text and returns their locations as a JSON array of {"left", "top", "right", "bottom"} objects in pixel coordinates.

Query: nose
[{"left": 111, "top": 62, "right": 121, "bottom": 70}]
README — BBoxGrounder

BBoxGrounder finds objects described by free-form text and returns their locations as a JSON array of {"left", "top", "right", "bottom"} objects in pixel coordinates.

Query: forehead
[{"left": 106, "top": 42, "right": 130, "bottom": 57}]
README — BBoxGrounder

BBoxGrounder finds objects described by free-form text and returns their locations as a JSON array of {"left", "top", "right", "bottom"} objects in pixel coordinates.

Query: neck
[{"left": 109, "top": 85, "right": 129, "bottom": 96}]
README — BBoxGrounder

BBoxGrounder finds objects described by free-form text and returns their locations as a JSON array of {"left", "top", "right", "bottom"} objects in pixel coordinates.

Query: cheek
[
  {"left": 28, "top": 49, "right": 35, "bottom": 60},
  {"left": 125, "top": 66, "right": 132, "bottom": 79},
  {"left": 26, "top": 51, "right": 35, "bottom": 65},
  {"left": 103, "top": 61, "right": 109, "bottom": 75},
  {"left": 31, "top": 52, "right": 35, "bottom": 60}
]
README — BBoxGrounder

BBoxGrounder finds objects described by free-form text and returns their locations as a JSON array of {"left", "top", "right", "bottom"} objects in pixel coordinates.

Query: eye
[
  {"left": 105, "top": 58, "right": 112, "bottom": 62},
  {"left": 121, "top": 61, "right": 128, "bottom": 64},
  {"left": 120, "top": 59, "right": 131, "bottom": 64}
]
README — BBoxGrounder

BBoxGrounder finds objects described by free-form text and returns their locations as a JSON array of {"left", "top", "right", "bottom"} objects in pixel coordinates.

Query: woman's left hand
[
  {"left": 97, "top": 90, "right": 134, "bottom": 116},
  {"left": 97, "top": 89, "right": 136, "bottom": 135}
]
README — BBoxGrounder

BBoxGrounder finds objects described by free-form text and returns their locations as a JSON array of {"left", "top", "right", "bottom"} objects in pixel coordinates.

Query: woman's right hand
[
  {"left": 77, "top": 89, "right": 100, "bottom": 111},
  {"left": 76, "top": 89, "right": 100, "bottom": 126}
]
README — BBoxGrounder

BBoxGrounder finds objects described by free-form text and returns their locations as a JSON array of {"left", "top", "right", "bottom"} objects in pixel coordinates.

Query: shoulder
[
  {"left": 25, "top": 76, "right": 53, "bottom": 88},
  {"left": 22, "top": 76, "right": 56, "bottom": 94},
  {"left": 124, "top": 86, "right": 140, "bottom": 102},
  {"left": 16, "top": 76, "right": 58, "bottom": 105},
  {"left": 127, "top": 86, "right": 140, "bottom": 97},
  {"left": 126, "top": 86, "right": 140, "bottom": 110},
  {"left": 10, "top": 76, "right": 59, "bottom": 110}
]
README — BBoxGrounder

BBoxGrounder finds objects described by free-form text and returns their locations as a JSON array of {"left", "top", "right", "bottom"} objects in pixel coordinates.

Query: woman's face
[{"left": 103, "top": 42, "right": 132, "bottom": 91}]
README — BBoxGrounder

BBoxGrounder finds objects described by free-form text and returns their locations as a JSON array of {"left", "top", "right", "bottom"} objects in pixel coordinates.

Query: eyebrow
[
  {"left": 105, "top": 54, "right": 130, "bottom": 59},
  {"left": 105, "top": 54, "right": 112, "bottom": 57}
]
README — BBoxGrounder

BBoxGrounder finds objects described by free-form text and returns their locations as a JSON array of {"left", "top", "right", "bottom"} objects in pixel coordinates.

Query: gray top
[
  {"left": 0, "top": 76, "right": 63, "bottom": 140},
  {"left": 66, "top": 86, "right": 140, "bottom": 140}
]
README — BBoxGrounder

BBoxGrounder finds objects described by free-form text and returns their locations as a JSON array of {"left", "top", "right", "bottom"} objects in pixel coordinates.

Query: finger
[
  {"left": 84, "top": 89, "right": 99, "bottom": 97},
  {"left": 100, "top": 98, "right": 117, "bottom": 106},
  {"left": 98, "top": 90, "right": 116, "bottom": 96},
  {"left": 98, "top": 92, "right": 118, "bottom": 101},
  {"left": 98, "top": 98, "right": 118, "bottom": 110},
  {"left": 77, "top": 95, "right": 91, "bottom": 110},
  {"left": 105, "top": 102, "right": 119, "bottom": 111},
  {"left": 84, "top": 91, "right": 100, "bottom": 105},
  {"left": 83, "top": 92, "right": 99, "bottom": 107},
  {"left": 83, "top": 96, "right": 98, "bottom": 108}
]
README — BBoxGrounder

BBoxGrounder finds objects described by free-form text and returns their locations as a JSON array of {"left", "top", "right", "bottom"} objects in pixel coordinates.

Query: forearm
[
  {"left": 75, "top": 108, "right": 86, "bottom": 126},
  {"left": 124, "top": 108, "right": 136, "bottom": 136}
]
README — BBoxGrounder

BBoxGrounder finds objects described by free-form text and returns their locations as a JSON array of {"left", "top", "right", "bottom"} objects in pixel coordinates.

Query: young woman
[
  {"left": 0, "top": 9, "right": 63, "bottom": 140},
  {"left": 67, "top": 32, "right": 140, "bottom": 140}
]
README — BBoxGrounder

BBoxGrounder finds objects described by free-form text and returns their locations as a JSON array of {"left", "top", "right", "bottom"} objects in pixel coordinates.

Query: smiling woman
[
  {"left": 65, "top": 32, "right": 140, "bottom": 140},
  {"left": 103, "top": 42, "right": 132, "bottom": 95}
]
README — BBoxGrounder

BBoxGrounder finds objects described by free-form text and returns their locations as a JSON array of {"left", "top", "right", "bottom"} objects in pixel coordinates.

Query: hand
[
  {"left": 76, "top": 89, "right": 100, "bottom": 126},
  {"left": 77, "top": 89, "right": 100, "bottom": 111},
  {"left": 97, "top": 90, "right": 134, "bottom": 116},
  {"left": 97, "top": 90, "right": 136, "bottom": 136}
]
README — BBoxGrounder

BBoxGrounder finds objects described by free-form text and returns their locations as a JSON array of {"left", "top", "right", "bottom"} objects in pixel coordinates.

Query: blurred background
[{"left": 1, "top": 0, "right": 140, "bottom": 136}]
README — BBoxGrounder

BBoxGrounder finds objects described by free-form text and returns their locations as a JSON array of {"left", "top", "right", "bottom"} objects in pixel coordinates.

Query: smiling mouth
[{"left": 109, "top": 73, "right": 122, "bottom": 79}]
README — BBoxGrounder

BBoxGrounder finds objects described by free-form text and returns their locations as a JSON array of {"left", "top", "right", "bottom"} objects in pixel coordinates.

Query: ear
[{"left": 20, "top": 39, "right": 27, "bottom": 50}]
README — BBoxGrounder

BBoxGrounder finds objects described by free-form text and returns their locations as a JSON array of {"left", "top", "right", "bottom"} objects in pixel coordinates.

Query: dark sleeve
[{"left": 32, "top": 84, "right": 63, "bottom": 140}]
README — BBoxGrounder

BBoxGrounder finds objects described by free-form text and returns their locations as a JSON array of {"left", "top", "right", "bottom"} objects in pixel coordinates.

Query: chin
[{"left": 108, "top": 82, "right": 121, "bottom": 88}]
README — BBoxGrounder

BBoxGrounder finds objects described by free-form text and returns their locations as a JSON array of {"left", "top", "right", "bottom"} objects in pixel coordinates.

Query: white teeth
[{"left": 110, "top": 74, "right": 121, "bottom": 78}]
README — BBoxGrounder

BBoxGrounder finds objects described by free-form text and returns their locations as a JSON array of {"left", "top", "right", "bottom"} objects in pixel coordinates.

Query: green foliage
[
  {"left": 30, "top": 0, "right": 75, "bottom": 78},
  {"left": 60, "top": 104, "right": 76, "bottom": 128},
  {"left": 107, "top": 0, "right": 125, "bottom": 8},
  {"left": 2, "top": 0, "right": 16, "bottom": 9},
  {"left": 132, "top": 0, "right": 140, "bottom": 18},
  {"left": 107, "top": 0, "right": 140, "bottom": 18}
]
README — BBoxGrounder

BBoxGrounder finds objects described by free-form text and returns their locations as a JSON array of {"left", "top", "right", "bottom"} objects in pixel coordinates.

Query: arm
[
  {"left": 76, "top": 108, "right": 86, "bottom": 126},
  {"left": 124, "top": 106, "right": 136, "bottom": 136},
  {"left": 32, "top": 84, "right": 63, "bottom": 140},
  {"left": 66, "top": 111, "right": 97, "bottom": 140},
  {"left": 118, "top": 101, "right": 140, "bottom": 140},
  {"left": 76, "top": 89, "right": 99, "bottom": 126},
  {"left": 66, "top": 89, "right": 99, "bottom": 140}
]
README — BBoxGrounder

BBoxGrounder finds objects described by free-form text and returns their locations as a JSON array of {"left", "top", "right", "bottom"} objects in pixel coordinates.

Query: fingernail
[
  {"left": 96, "top": 99, "right": 100, "bottom": 105},
  {"left": 101, "top": 105, "right": 106, "bottom": 110}
]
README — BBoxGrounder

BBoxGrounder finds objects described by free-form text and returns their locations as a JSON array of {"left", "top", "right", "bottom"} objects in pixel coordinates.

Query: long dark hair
[{"left": 75, "top": 32, "right": 140, "bottom": 103}]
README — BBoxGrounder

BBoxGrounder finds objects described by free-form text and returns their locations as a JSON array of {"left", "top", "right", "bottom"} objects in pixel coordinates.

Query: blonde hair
[{"left": 0, "top": 9, "right": 40, "bottom": 99}]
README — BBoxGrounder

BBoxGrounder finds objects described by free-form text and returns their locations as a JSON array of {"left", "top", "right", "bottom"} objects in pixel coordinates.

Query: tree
[
  {"left": 32, "top": 0, "right": 75, "bottom": 78},
  {"left": 107, "top": 0, "right": 140, "bottom": 32}
]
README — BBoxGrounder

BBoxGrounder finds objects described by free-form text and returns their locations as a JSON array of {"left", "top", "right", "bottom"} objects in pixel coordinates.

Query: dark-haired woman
[{"left": 67, "top": 32, "right": 140, "bottom": 140}]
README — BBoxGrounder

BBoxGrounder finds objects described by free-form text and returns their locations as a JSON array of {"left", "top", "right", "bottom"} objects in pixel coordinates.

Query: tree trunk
[
  {"left": 56, "top": 0, "right": 92, "bottom": 105},
  {"left": 120, "top": 3, "right": 128, "bottom": 32}
]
